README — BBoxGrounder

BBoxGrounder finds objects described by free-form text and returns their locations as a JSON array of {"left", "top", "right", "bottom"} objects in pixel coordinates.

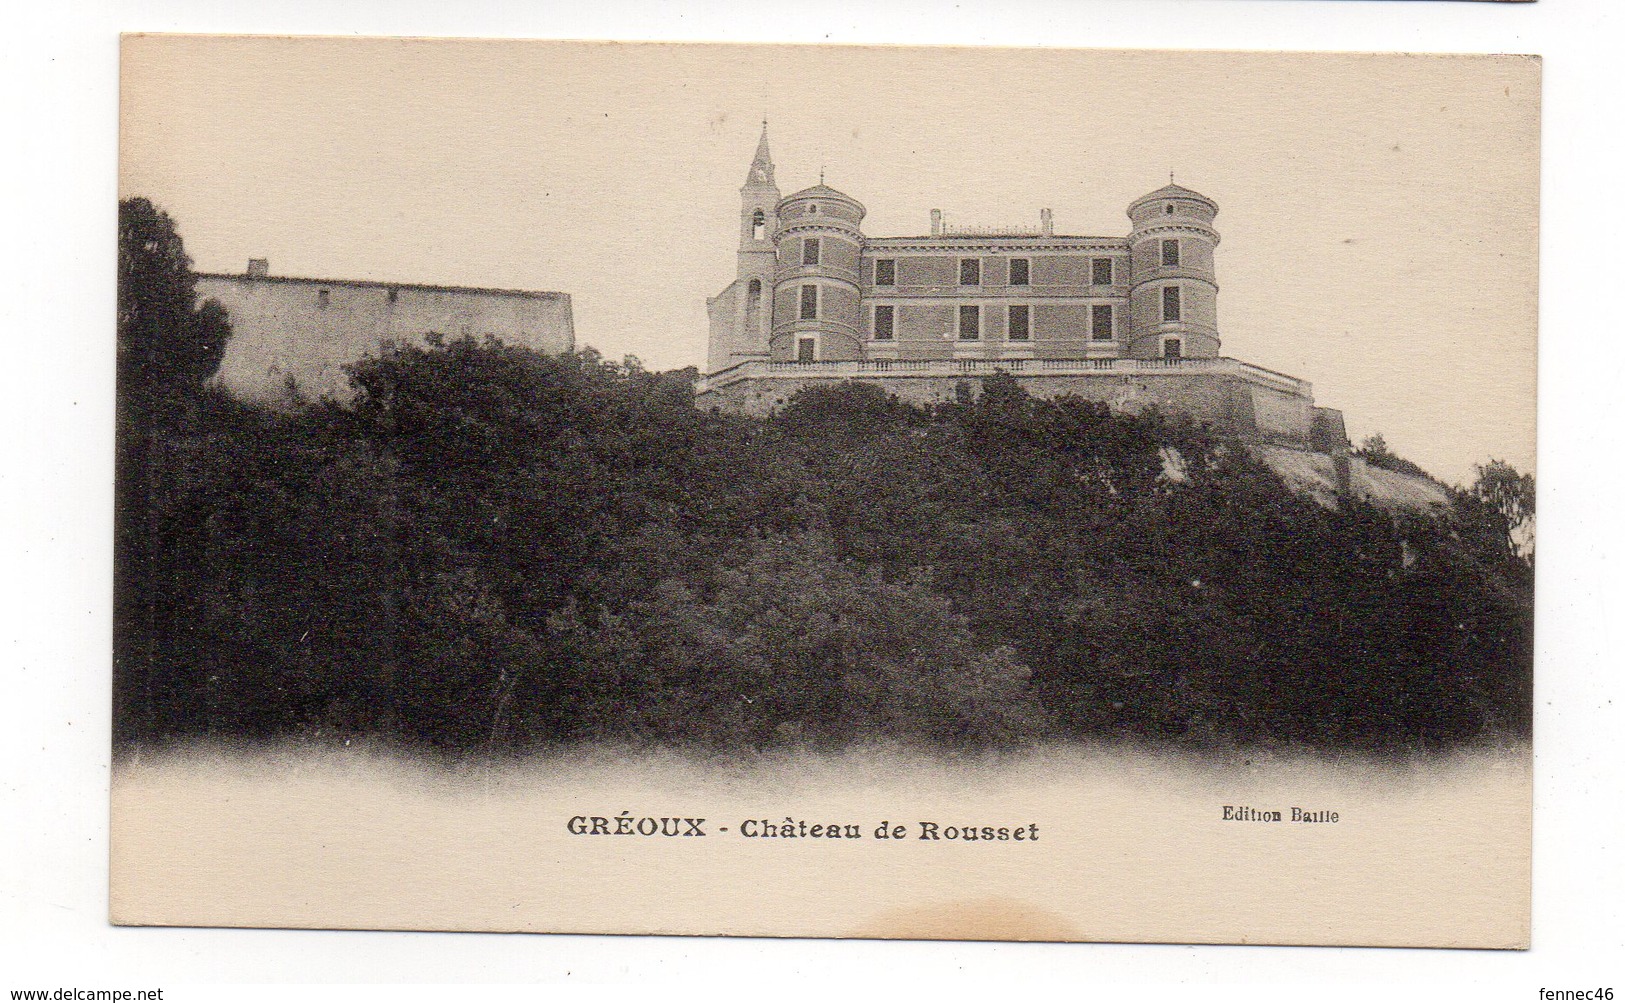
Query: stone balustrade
[{"left": 698, "top": 356, "right": 1310, "bottom": 397}]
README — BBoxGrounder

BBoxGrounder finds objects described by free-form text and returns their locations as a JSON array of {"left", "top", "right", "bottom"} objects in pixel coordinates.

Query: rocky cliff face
[{"left": 1252, "top": 445, "right": 1455, "bottom": 512}]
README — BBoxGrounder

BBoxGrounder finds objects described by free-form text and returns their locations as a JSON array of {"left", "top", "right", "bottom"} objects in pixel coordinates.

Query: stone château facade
[
  {"left": 197, "top": 262, "right": 575, "bottom": 403},
  {"left": 700, "top": 127, "right": 1346, "bottom": 453}
]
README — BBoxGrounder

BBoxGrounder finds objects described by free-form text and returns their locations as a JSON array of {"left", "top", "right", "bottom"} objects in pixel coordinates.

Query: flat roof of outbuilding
[{"left": 196, "top": 273, "right": 569, "bottom": 301}]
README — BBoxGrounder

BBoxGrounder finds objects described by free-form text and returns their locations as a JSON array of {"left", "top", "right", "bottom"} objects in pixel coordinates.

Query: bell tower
[
  {"left": 706, "top": 124, "right": 781, "bottom": 373},
  {"left": 738, "top": 123, "right": 781, "bottom": 307}
]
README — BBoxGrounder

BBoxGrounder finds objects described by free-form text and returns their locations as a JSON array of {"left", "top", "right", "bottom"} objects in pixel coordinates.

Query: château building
[
  {"left": 196, "top": 262, "right": 575, "bottom": 403},
  {"left": 700, "top": 127, "right": 1347, "bottom": 453}
]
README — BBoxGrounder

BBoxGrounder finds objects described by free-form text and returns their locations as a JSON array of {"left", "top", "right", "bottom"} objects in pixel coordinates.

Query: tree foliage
[
  {"left": 118, "top": 198, "right": 233, "bottom": 425},
  {"left": 1468, "top": 459, "right": 1536, "bottom": 561},
  {"left": 1354, "top": 433, "right": 1430, "bottom": 479},
  {"left": 114, "top": 226, "right": 1533, "bottom": 754},
  {"left": 115, "top": 198, "right": 235, "bottom": 742}
]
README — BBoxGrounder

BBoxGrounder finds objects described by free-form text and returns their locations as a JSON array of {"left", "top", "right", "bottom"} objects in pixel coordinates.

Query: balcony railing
[{"left": 698, "top": 356, "right": 1311, "bottom": 396}]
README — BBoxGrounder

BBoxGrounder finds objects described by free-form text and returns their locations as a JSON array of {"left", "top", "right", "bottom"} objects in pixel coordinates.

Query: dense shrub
[{"left": 116, "top": 339, "right": 1534, "bottom": 755}]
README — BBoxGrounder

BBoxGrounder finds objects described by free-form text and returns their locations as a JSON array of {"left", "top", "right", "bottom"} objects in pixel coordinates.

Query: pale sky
[{"left": 120, "top": 37, "right": 1538, "bottom": 485}]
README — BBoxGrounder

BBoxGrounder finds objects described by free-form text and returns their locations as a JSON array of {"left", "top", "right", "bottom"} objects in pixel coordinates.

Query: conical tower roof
[
  {"left": 781, "top": 179, "right": 867, "bottom": 219},
  {"left": 1128, "top": 182, "right": 1217, "bottom": 215},
  {"left": 784, "top": 183, "right": 853, "bottom": 201}
]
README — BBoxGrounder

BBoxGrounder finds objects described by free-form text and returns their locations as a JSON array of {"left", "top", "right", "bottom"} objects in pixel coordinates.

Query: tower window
[
  {"left": 1092, "top": 304, "right": 1113, "bottom": 341},
  {"left": 809, "top": 203, "right": 819, "bottom": 214},
  {"left": 800, "top": 284, "right": 818, "bottom": 320},
  {"left": 873, "top": 305, "right": 895, "bottom": 341},
  {"left": 1093, "top": 257, "right": 1114, "bottom": 285},
  {"left": 1008, "top": 305, "right": 1030, "bottom": 341},
  {"left": 803, "top": 237, "right": 821, "bottom": 266},
  {"left": 1163, "top": 337, "right": 1183, "bottom": 359},
  {"left": 798, "top": 338, "right": 816, "bottom": 362},
  {"left": 1165, "top": 203, "right": 1176, "bottom": 216},
  {"left": 1162, "top": 239, "right": 1181, "bottom": 267},
  {"left": 1009, "top": 258, "right": 1030, "bottom": 286},
  {"left": 386, "top": 287, "right": 399, "bottom": 304},
  {"left": 1162, "top": 285, "right": 1182, "bottom": 321},
  {"left": 959, "top": 304, "right": 981, "bottom": 340},
  {"left": 874, "top": 259, "right": 896, "bottom": 286},
  {"left": 752, "top": 209, "right": 766, "bottom": 240},
  {"left": 959, "top": 258, "right": 981, "bottom": 286},
  {"left": 317, "top": 289, "right": 331, "bottom": 308}
]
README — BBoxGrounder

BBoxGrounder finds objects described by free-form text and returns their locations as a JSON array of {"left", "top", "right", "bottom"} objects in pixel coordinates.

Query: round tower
[
  {"left": 771, "top": 182, "right": 866, "bottom": 362},
  {"left": 1125, "top": 183, "right": 1220, "bottom": 360}
]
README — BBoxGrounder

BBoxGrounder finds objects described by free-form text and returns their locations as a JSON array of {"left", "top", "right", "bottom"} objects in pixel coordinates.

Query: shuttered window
[
  {"left": 873, "top": 305, "right": 895, "bottom": 341},
  {"left": 1008, "top": 305, "right": 1030, "bottom": 341},
  {"left": 959, "top": 304, "right": 980, "bottom": 340}
]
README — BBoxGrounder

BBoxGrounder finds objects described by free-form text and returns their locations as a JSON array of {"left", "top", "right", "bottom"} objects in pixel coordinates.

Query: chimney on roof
[
  {"left": 246, "top": 258, "right": 269, "bottom": 278},
  {"left": 1040, "top": 208, "right": 1054, "bottom": 237},
  {"left": 930, "top": 209, "right": 943, "bottom": 236}
]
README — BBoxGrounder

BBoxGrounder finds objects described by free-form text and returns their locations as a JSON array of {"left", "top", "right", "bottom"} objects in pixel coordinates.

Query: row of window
[
  {"left": 798, "top": 287, "right": 1181, "bottom": 329},
  {"left": 789, "top": 248, "right": 1118, "bottom": 287},
  {"left": 794, "top": 334, "right": 1184, "bottom": 363},
  {"left": 315, "top": 287, "right": 401, "bottom": 308},
  {"left": 790, "top": 239, "right": 1183, "bottom": 282},
  {"left": 864, "top": 241, "right": 1178, "bottom": 288},
  {"left": 868, "top": 255, "right": 1117, "bottom": 288},
  {"left": 794, "top": 240, "right": 1182, "bottom": 286},
  {"left": 870, "top": 303, "right": 1117, "bottom": 342},
  {"left": 877, "top": 242, "right": 1183, "bottom": 287}
]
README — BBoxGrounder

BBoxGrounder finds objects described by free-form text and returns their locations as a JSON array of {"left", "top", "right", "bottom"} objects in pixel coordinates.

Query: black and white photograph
[{"left": 106, "top": 38, "right": 1538, "bottom": 948}]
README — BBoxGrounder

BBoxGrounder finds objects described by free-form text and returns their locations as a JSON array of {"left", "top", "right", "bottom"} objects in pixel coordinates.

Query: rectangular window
[
  {"left": 1009, "top": 258, "right": 1030, "bottom": 286},
  {"left": 874, "top": 258, "right": 895, "bottom": 286},
  {"left": 316, "top": 289, "right": 331, "bottom": 308},
  {"left": 1161, "top": 239, "right": 1181, "bottom": 267},
  {"left": 1007, "top": 305, "right": 1030, "bottom": 341},
  {"left": 960, "top": 258, "right": 981, "bottom": 286},
  {"left": 803, "top": 237, "right": 821, "bottom": 266},
  {"left": 800, "top": 284, "right": 818, "bottom": 320},
  {"left": 1091, "top": 304, "right": 1113, "bottom": 341},
  {"left": 1163, "top": 285, "right": 1181, "bottom": 321},
  {"left": 797, "top": 338, "right": 816, "bottom": 363},
  {"left": 873, "top": 305, "right": 894, "bottom": 341},
  {"left": 959, "top": 304, "right": 981, "bottom": 340},
  {"left": 1092, "top": 257, "right": 1114, "bottom": 285}
]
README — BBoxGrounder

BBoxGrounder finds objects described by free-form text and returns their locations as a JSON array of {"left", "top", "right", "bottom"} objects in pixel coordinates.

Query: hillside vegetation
[
  {"left": 115, "top": 337, "right": 1533, "bottom": 755},
  {"left": 114, "top": 198, "right": 1533, "bottom": 757}
]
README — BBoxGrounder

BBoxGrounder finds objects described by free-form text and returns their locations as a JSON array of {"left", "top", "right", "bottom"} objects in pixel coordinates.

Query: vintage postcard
[{"left": 113, "top": 37, "right": 1538, "bottom": 947}]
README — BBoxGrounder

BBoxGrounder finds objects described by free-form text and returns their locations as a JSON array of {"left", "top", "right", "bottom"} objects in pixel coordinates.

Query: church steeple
[
  {"left": 738, "top": 122, "right": 781, "bottom": 253},
  {"left": 744, "top": 121, "right": 776, "bottom": 189},
  {"left": 712, "top": 125, "right": 781, "bottom": 374}
]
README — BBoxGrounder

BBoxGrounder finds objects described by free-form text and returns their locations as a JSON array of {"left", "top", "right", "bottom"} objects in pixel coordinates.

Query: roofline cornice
[
  {"left": 195, "top": 272, "right": 568, "bottom": 301},
  {"left": 1130, "top": 222, "right": 1221, "bottom": 244},
  {"left": 864, "top": 237, "right": 1131, "bottom": 253}
]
